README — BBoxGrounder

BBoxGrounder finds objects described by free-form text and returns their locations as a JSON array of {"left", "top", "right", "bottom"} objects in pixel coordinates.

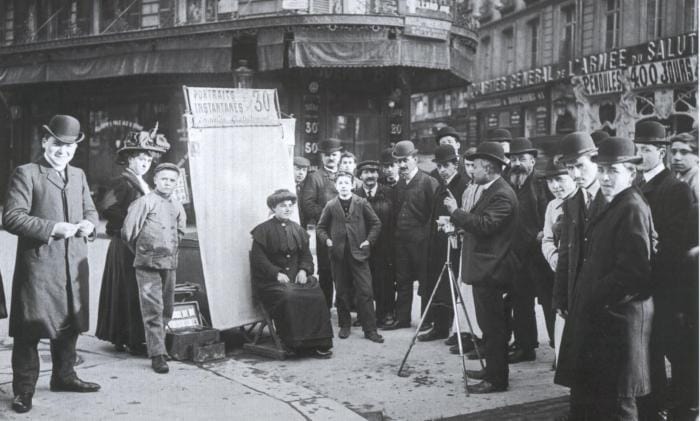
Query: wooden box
[{"left": 166, "top": 301, "right": 221, "bottom": 361}]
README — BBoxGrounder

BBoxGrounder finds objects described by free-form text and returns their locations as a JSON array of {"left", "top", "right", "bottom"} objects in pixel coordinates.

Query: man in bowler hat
[
  {"left": 354, "top": 160, "right": 396, "bottom": 327},
  {"left": 505, "top": 138, "right": 554, "bottom": 364},
  {"left": 383, "top": 140, "right": 439, "bottom": 330},
  {"left": 555, "top": 136, "right": 655, "bottom": 419},
  {"left": 444, "top": 141, "right": 518, "bottom": 393},
  {"left": 429, "top": 126, "right": 470, "bottom": 184},
  {"left": 301, "top": 138, "right": 342, "bottom": 307},
  {"left": 3, "top": 115, "right": 101, "bottom": 413},
  {"left": 379, "top": 147, "right": 400, "bottom": 187},
  {"left": 633, "top": 121, "right": 693, "bottom": 419}
]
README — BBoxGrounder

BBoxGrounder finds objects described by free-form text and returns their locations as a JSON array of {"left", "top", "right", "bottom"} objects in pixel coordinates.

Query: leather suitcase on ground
[{"left": 166, "top": 301, "right": 221, "bottom": 361}]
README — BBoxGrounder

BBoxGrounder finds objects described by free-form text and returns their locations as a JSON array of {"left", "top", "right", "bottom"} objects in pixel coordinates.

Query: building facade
[
  {"left": 0, "top": 0, "right": 479, "bottom": 200},
  {"left": 411, "top": 0, "right": 698, "bottom": 153}
]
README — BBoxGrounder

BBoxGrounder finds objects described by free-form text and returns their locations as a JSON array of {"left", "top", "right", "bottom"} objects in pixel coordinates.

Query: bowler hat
[
  {"left": 435, "top": 126, "right": 460, "bottom": 144},
  {"left": 593, "top": 137, "right": 643, "bottom": 165},
  {"left": 42, "top": 114, "right": 85, "bottom": 144},
  {"left": 432, "top": 144, "right": 459, "bottom": 163},
  {"left": 669, "top": 132, "right": 698, "bottom": 154},
  {"left": 558, "top": 131, "right": 597, "bottom": 163},
  {"left": 293, "top": 156, "right": 311, "bottom": 168},
  {"left": 392, "top": 140, "right": 418, "bottom": 159},
  {"left": 267, "top": 189, "right": 297, "bottom": 209},
  {"left": 463, "top": 146, "right": 477, "bottom": 160},
  {"left": 116, "top": 123, "right": 170, "bottom": 164},
  {"left": 486, "top": 128, "right": 512, "bottom": 143},
  {"left": 318, "top": 138, "right": 343, "bottom": 154},
  {"left": 634, "top": 121, "right": 668, "bottom": 145},
  {"left": 357, "top": 160, "right": 380, "bottom": 173},
  {"left": 590, "top": 130, "right": 610, "bottom": 146},
  {"left": 380, "top": 147, "right": 396, "bottom": 164},
  {"left": 540, "top": 157, "right": 568, "bottom": 178},
  {"left": 465, "top": 142, "right": 508, "bottom": 166},
  {"left": 153, "top": 162, "right": 180, "bottom": 175},
  {"left": 506, "top": 137, "right": 538, "bottom": 157}
]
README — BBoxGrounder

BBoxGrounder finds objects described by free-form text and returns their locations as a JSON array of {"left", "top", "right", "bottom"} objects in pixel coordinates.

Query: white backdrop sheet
[{"left": 187, "top": 121, "right": 297, "bottom": 329}]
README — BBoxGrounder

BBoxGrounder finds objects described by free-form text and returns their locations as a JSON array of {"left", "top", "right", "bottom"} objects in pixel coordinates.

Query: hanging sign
[{"left": 183, "top": 87, "right": 280, "bottom": 128}]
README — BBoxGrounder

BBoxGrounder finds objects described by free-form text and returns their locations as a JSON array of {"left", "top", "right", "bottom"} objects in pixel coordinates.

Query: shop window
[
  {"left": 604, "top": 0, "right": 621, "bottom": 50},
  {"left": 560, "top": 4, "right": 576, "bottom": 61},
  {"left": 528, "top": 18, "right": 539, "bottom": 68},
  {"left": 56, "top": 0, "right": 91, "bottom": 38},
  {"left": 328, "top": 114, "right": 381, "bottom": 161},
  {"left": 101, "top": 0, "right": 140, "bottom": 33},
  {"left": 646, "top": 0, "right": 662, "bottom": 40},
  {"left": 636, "top": 92, "right": 655, "bottom": 115},
  {"left": 675, "top": 87, "right": 696, "bottom": 112},
  {"left": 0, "top": 0, "right": 14, "bottom": 45}
]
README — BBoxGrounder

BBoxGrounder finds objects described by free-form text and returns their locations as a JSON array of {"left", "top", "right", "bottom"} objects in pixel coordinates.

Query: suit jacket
[
  {"left": 637, "top": 168, "right": 693, "bottom": 292},
  {"left": 301, "top": 168, "right": 337, "bottom": 224},
  {"left": 3, "top": 158, "right": 98, "bottom": 338},
  {"left": 554, "top": 187, "right": 654, "bottom": 396},
  {"left": 451, "top": 177, "right": 519, "bottom": 288},
  {"left": 354, "top": 184, "right": 395, "bottom": 258},
  {"left": 394, "top": 170, "right": 439, "bottom": 239},
  {"left": 316, "top": 194, "right": 382, "bottom": 262}
]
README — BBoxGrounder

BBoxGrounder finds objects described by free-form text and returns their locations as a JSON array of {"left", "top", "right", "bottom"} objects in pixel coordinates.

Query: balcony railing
[{"left": 0, "top": 0, "right": 478, "bottom": 48}]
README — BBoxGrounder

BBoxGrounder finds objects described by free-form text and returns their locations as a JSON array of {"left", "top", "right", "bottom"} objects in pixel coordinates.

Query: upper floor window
[
  {"left": 1, "top": 0, "right": 14, "bottom": 45},
  {"left": 647, "top": 0, "right": 662, "bottom": 40},
  {"left": 481, "top": 36, "right": 491, "bottom": 78},
  {"left": 604, "top": 0, "right": 621, "bottom": 50},
  {"left": 101, "top": 0, "right": 141, "bottom": 33},
  {"left": 502, "top": 27, "right": 514, "bottom": 74},
  {"left": 528, "top": 18, "right": 539, "bottom": 68},
  {"left": 685, "top": 0, "right": 697, "bottom": 32},
  {"left": 560, "top": 4, "right": 576, "bottom": 61}
]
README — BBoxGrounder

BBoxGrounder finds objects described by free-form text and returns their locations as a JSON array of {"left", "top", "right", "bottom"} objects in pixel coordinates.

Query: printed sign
[
  {"left": 183, "top": 87, "right": 280, "bottom": 128},
  {"left": 172, "top": 167, "right": 191, "bottom": 204},
  {"left": 404, "top": 16, "right": 450, "bottom": 40}
]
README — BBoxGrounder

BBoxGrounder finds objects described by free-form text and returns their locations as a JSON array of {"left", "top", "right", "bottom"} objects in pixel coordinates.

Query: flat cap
[{"left": 293, "top": 156, "right": 311, "bottom": 168}]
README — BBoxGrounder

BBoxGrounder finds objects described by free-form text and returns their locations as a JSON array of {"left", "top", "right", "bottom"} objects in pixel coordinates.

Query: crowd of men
[{"left": 295, "top": 122, "right": 698, "bottom": 420}]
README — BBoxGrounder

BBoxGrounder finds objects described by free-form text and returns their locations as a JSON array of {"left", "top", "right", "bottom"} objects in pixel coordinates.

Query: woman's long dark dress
[
  {"left": 250, "top": 217, "right": 333, "bottom": 351},
  {"left": 95, "top": 170, "right": 147, "bottom": 349}
]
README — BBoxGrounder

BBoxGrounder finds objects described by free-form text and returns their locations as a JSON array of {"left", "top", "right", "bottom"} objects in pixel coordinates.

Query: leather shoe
[
  {"left": 445, "top": 332, "right": 477, "bottom": 346},
  {"left": 417, "top": 329, "right": 449, "bottom": 342},
  {"left": 151, "top": 355, "right": 169, "bottom": 374},
  {"left": 467, "top": 380, "right": 507, "bottom": 394},
  {"left": 466, "top": 344, "right": 488, "bottom": 360},
  {"left": 12, "top": 394, "right": 32, "bottom": 413},
  {"left": 338, "top": 326, "right": 351, "bottom": 339},
  {"left": 508, "top": 348, "right": 536, "bottom": 364},
  {"left": 364, "top": 331, "right": 384, "bottom": 343},
  {"left": 311, "top": 348, "right": 333, "bottom": 359},
  {"left": 465, "top": 369, "right": 486, "bottom": 380},
  {"left": 418, "top": 321, "right": 433, "bottom": 332},
  {"left": 352, "top": 318, "right": 362, "bottom": 327},
  {"left": 380, "top": 320, "right": 410, "bottom": 331},
  {"left": 50, "top": 376, "right": 101, "bottom": 393}
]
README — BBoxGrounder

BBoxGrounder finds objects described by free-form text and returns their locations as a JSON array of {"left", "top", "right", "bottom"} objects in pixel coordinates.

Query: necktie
[{"left": 585, "top": 190, "right": 593, "bottom": 210}]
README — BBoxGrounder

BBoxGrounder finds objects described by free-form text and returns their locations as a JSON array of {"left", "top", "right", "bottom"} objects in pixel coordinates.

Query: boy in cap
[
  {"left": 317, "top": 172, "right": 384, "bottom": 343},
  {"left": 122, "top": 163, "right": 186, "bottom": 374}
]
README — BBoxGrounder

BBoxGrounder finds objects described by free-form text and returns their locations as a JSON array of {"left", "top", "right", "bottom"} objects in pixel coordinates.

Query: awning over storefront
[{"left": 0, "top": 34, "right": 232, "bottom": 86}]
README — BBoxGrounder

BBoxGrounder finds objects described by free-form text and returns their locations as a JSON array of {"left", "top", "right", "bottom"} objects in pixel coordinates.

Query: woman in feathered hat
[{"left": 95, "top": 124, "right": 170, "bottom": 354}]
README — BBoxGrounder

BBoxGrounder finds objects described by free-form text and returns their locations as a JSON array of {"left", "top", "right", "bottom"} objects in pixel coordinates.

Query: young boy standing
[
  {"left": 317, "top": 172, "right": 384, "bottom": 343},
  {"left": 122, "top": 163, "right": 186, "bottom": 373}
]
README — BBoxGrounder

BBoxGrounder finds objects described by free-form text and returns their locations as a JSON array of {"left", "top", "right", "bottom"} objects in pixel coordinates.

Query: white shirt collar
[
  {"left": 643, "top": 163, "right": 665, "bottom": 182},
  {"left": 364, "top": 184, "right": 378, "bottom": 197},
  {"left": 444, "top": 172, "right": 457, "bottom": 186}
]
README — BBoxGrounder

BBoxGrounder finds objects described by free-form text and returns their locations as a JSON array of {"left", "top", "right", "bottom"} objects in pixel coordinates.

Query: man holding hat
[
  {"left": 419, "top": 144, "right": 470, "bottom": 341},
  {"left": 379, "top": 147, "right": 400, "bottom": 187},
  {"left": 670, "top": 132, "right": 699, "bottom": 203},
  {"left": 429, "top": 126, "right": 471, "bottom": 184},
  {"left": 633, "top": 121, "right": 693, "bottom": 418},
  {"left": 354, "top": 160, "right": 396, "bottom": 327},
  {"left": 383, "top": 140, "right": 439, "bottom": 330},
  {"left": 301, "top": 138, "right": 343, "bottom": 308},
  {"left": 3, "top": 114, "right": 101, "bottom": 413},
  {"left": 505, "top": 138, "right": 554, "bottom": 364},
  {"left": 444, "top": 141, "right": 518, "bottom": 393},
  {"left": 555, "top": 136, "right": 655, "bottom": 420},
  {"left": 293, "top": 156, "right": 311, "bottom": 227}
]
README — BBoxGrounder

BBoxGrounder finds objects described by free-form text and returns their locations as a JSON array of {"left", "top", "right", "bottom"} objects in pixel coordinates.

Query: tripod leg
[
  {"left": 397, "top": 264, "right": 446, "bottom": 377},
  {"left": 447, "top": 263, "right": 469, "bottom": 396},
  {"left": 454, "top": 282, "right": 485, "bottom": 369}
]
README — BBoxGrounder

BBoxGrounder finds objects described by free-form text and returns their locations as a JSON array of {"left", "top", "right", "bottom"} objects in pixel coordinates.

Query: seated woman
[{"left": 250, "top": 189, "right": 334, "bottom": 358}]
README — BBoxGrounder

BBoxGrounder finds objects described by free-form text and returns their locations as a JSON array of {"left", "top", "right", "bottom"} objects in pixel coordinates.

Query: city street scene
[{"left": 0, "top": 0, "right": 698, "bottom": 420}]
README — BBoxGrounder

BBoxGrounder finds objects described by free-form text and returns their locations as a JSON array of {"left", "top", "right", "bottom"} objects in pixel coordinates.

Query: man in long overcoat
[
  {"left": 555, "top": 135, "right": 655, "bottom": 419},
  {"left": 3, "top": 115, "right": 101, "bottom": 413}
]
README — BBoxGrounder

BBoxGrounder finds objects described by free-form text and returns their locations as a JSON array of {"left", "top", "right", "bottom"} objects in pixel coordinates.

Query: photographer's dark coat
[
  {"left": 3, "top": 159, "right": 98, "bottom": 338},
  {"left": 554, "top": 187, "right": 654, "bottom": 397}
]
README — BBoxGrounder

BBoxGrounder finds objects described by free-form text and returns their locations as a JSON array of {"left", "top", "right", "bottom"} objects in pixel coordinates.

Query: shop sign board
[
  {"left": 404, "top": 16, "right": 450, "bottom": 40},
  {"left": 282, "top": 0, "right": 308, "bottom": 9},
  {"left": 184, "top": 87, "right": 280, "bottom": 128}
]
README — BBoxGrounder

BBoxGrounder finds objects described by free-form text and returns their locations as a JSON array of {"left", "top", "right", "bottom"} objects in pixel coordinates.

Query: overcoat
[
  {"left": 354, "top": 184, "right": 395, "bottom": 260},
  {"left": 554, "top": 187, "right": 655, "bottom": 397},
  {"left": 3, "top": 158, "right": 98, "bottom": 338},
  {"left": 316, "top": 194, "right": 382, "bottom": 262}
]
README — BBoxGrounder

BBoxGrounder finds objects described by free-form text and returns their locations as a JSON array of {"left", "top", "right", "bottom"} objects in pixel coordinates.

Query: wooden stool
[{"left": 242, "top": 301, "right": 288, "bottom": 360}]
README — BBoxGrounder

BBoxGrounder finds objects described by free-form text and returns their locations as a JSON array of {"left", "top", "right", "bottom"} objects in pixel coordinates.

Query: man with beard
[
  {"left": 293, "top": 156, "right": 311, "bottom": 228},
  {"left": 505, "top": 138, "right": 553, "bottom": 364},
  {"left": 354, "top": 160, "right": 396, "bottom": 327},
  {"left": 383, "top": 140, "right": 439, "bottom": 330},
  {"left": 670, "top": 132, "right": 699, "bottom": 203},
  {"left": 556, "top": 136, "right": 654, "bottom": 419},
  {"left": 419, "top": 144, "right": 470, "bottom": 341},
  {"left": 444, "top": 142, "right": 518, "bottom": 394},
  {"left": 633, "top": 121, "right": 693, "bottom": 419},
  {"left": 379, "top": 147, "right": 400, "bottom": 187},
  {"left": 301, "top": 138, "right": 342, "bottom": 308}
]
